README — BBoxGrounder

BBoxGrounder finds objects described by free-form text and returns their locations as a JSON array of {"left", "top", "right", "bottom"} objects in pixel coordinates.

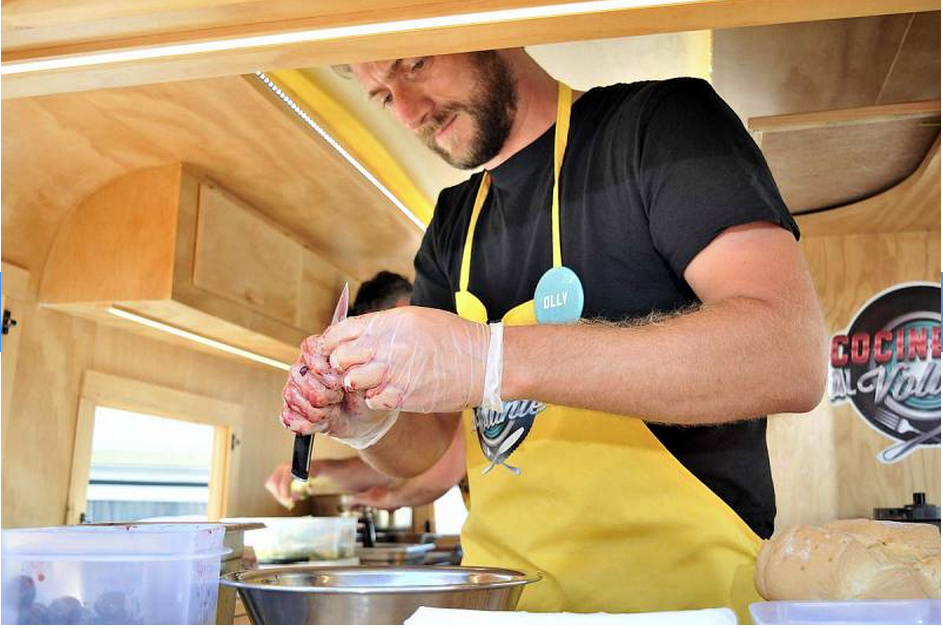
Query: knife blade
[{"left": 291, "top": 283, "right": 349, "bottom": 481}]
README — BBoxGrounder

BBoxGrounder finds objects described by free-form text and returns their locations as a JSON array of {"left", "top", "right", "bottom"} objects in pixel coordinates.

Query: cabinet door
[{"left": 192, "top": 184, "right": 300, "bottom": 325}]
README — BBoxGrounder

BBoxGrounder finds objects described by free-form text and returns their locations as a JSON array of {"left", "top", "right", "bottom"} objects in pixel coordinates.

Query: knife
[{"left": 291, "top": 282, "right": 349, "bottom": 481}]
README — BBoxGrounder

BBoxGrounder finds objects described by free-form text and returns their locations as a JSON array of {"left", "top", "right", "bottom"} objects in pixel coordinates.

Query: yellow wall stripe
[{"left": 267, "top": 68, "right": 434, "bottom": 226}]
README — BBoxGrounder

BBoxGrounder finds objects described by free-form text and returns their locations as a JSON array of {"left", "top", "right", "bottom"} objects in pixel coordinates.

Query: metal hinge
[
  {"left": 2, "top": 309, "right": 17, "bottom": 335},
  {"left": 231, "top": 433, "right": 241, "bottom": 450}
]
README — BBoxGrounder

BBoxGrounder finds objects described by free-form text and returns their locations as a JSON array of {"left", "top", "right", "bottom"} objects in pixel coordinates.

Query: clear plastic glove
[
  {"left": 277, "top": 336, "right": 400, "bottom": 449},
  {"left": 321, "top": 306, "right": 491, "bottom": 414},
  {"left": 279, "top": 358, "right": 343, "bottom": 435}
]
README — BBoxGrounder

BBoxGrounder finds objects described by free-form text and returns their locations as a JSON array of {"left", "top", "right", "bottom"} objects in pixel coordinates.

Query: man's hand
[
  {"left": 264, "top": 461, "right": 297, "bottom": 510},
  {"left": 350, "top": 486, "right": 400, "bottom": 510},
  {"left": 277, "top": 335, "right": 400, "bottom": 449},
  {"left": 322, "top": 306, "right": 490, "bottom": 414},
  {"left": 279, "top": 359, "right": 343, "bottom": 435}
]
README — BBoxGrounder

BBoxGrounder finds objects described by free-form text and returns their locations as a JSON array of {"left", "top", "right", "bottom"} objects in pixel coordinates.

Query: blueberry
[
  {"left": 20, "top": 601, "right": 48, "bottom": 625},
  {"left": 47, "top": 596, "right": 83, "bottom": 624},
  {"left": 2, "top": 576, "right": 36, "bottom": 610},
  {"left": 71, "top": 606, "right": 98, "bottom": 624},
  {"left": 93, "top": 591, "right": 134, "bottom": 622}
]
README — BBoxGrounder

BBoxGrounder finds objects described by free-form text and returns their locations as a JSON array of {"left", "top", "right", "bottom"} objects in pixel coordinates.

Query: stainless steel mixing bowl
[{"left": 220, "top": 565, "right": 540, "bottom": 624}]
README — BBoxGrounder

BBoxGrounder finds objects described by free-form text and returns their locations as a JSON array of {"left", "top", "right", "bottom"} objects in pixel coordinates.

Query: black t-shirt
[{"left": 411, "top": 78, "right": 798, "bottom": 539}]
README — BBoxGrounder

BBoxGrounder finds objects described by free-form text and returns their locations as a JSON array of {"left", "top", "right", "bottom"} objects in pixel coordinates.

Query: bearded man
[{"left": 280, "top": 49, "right": 827, "bottom": 619}]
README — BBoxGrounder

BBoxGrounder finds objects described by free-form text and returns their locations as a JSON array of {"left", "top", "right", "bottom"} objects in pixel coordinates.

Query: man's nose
[{"left": 390, "top": 86, "right": 433, "bottom": 131}]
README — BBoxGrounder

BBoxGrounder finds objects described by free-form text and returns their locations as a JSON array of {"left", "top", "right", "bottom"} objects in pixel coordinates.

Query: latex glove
[
  {"left": 278, "top": 336, "right": 400, "bottom": 449},
  {"left": 322, "top": 306, "right": 495, "bottom": 414},
  {"left": 279, "top": 358, "right": 343, "bottom": 434}
]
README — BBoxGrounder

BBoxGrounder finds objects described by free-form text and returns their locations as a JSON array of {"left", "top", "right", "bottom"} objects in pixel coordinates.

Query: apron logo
[
  {"left": 474, "top": 400, "right": 546, "bottom": 474},
  {"left": 828, "top": 282, "right": 940, "bottom": 464}
]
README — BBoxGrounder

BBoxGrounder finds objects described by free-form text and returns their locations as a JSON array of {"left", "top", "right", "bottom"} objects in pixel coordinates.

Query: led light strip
[
  {"left": 0, "top": 0, "right": 695, "bottom": 75},
  {"left": 255, "top": 72, "right": 426, "bottom": 231},
  {"left": 107, "top": 306, "right": 291, "bottom": 371}
]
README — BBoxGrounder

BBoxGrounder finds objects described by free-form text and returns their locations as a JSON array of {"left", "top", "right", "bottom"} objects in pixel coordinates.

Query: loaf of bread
[{"left": 755, "top": 519, "right": 940, "bottom": 600}]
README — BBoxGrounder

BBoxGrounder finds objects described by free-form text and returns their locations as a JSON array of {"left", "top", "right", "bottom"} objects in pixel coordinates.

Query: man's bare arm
[
  {"left": 502, "top": 222, "right": 827, "bottom": 424},
  {"left": 361, "top": 411, "right": 461, "bottom": 478}
]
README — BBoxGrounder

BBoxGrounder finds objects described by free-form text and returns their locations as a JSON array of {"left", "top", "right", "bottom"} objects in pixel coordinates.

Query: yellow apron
[{"left": 453, "top": 83, "right": 763, "bottom": 622}]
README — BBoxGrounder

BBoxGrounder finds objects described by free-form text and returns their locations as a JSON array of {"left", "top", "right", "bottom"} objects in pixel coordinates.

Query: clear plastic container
[
  {"left": 226, "top": 516, "right": 356, "bottom": 563},
  {"left": 750, "top": 599, "right": 942, "bottom": 625},
  {"left": 1, "top": 524, "right": 227, "bottom": 625}
]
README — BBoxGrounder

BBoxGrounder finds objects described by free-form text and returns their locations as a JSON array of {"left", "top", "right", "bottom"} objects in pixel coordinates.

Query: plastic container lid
[
  {"left": 1, "top": 524, "right": 227, "bottom": 562},
  {"left": 750, "top": 599, "right": 942, "bottom": 625}
]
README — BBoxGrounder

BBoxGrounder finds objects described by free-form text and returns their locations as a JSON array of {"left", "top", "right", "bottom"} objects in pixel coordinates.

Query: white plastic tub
[
  {"left": 1, "top": 523, "right": 227, "bottom": 625},
  {"left": 225, "top": 516, "right": 356, "bottom": 563},
  {"left": 750, "top": 599, "right": 942, "bottom": 625}
]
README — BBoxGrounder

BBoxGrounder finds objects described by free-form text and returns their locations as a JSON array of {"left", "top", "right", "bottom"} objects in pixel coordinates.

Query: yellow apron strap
[
  {"left": 459, "top": 173, "right": 492, "bottom": 293},
  {"left": 551, "top": 82, "right": 571, "bottom": 269},
  {"left": 458, "top": 82, "right": 572, "bottom": 288}
]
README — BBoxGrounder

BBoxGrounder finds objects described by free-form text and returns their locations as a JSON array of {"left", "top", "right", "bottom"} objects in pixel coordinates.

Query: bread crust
[{"left": 755, "top": 519, "right": 941, "bottom": 600}]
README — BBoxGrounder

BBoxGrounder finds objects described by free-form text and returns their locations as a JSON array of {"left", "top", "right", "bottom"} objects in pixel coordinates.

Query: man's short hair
[
  {"left": 332, "top": 64, "right": 353, "bottom": 79},
  {"left": 350, "top": 271, "right": 413, "bottom": 316}
]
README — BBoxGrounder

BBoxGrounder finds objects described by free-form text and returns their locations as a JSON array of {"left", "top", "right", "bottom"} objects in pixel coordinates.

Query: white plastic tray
[{"left": 750, "top": 599, "right": 941, "bottom": 625}]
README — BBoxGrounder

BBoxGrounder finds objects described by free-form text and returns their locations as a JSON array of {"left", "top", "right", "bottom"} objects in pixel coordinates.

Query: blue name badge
[{"left": 534, "top": 266, "right": 584, "bottom": 324}]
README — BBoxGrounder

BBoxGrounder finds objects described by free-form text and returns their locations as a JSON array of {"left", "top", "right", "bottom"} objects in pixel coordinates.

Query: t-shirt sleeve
[
  {"left": 411, "top": 193, "right": 456, "bottom": 313},
  {"left": 636, "top": 78, "right": 799, "bottom": 279}
]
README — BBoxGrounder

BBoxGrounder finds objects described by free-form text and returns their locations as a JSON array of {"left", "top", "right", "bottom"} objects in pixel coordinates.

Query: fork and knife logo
[{"left": 827, "top": 282, "right": 941, "bottom": 464}]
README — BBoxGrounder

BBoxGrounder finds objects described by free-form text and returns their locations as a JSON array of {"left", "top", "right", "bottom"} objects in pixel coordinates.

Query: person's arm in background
[
  {"left": 352, "top": 421, "right": 466, "bottom": 509},
  {"left": 264, "top": 455, "right": 395, "bottom": 510}
]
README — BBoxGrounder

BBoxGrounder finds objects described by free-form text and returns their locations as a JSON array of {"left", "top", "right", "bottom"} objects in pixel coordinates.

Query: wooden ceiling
[
  {"left": 713, "top": 11, "right": 941, "bottom": 121},
  {"left": 1, "top": 0, "right": 935, "bottom": 99},
  {"left": 0, "top": 75, "right": 421, "bottom": 282}
]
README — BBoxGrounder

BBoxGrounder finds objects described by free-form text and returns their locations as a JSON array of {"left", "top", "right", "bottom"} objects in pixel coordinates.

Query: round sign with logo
[{"left": 827, "top": 282, "right": 941, "bottom": 463}]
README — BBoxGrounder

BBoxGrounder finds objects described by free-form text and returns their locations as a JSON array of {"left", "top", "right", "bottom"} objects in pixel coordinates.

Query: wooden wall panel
[
  {"left": 39, "top": 164, "right": 181, "bottom": 304},
  {"left": 193, "top": 183, "right": 302, "bottom": 325},
  {"left": 1, "top": 262, "right": 31, "bottom": 448},
  {"left": 1, "top": 280, "right": 297, "bottom": 528},
  {"left": 770, "top": 229, "right": 941, "bottom": 531},
  {"left": 1, "top": 302, "right": 97, "bottom": 527}
]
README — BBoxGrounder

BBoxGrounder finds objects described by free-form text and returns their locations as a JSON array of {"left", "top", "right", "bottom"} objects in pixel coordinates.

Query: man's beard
[{"left": 417, "top": 52, "right": 518, "bottom": 169}]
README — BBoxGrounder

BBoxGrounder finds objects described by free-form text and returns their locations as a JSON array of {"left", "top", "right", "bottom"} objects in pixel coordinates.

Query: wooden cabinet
[{"left": 40, "top": 164, "right": 347, "bottom": 366}]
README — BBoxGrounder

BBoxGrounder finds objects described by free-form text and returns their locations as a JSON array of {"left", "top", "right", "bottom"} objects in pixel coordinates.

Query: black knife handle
[
  {"left": 290, "top": 364, "right": 314, "bottom": 481},
  {"left": 291, "top": 434, "right": 313, "bottom": 481}
]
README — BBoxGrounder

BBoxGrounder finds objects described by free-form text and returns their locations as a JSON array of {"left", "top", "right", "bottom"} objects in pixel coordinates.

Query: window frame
[{"left": 67, "top": 370, "right": 243, "bottom": 524}]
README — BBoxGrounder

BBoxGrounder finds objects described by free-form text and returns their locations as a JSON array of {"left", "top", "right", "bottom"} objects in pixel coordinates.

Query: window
[
  {"left": 67, "top": 371, "right": 243, "bottom": 524},
  {"left": 85, "top": 407, "right": 216, "bottom": 522},
  {"left": 433, "top": 486, "right": 468, "bottom": 535}
]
